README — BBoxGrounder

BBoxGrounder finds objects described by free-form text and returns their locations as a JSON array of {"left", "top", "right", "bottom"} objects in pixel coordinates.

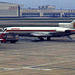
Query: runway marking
[
  {"left": 0, "top": 59, "right": 75, "bottom": 71},
  {"left": 0, "top": 67, "right": 52, "bottom": 71},
  {"left": 31, "top": 59, "right": 75, "bottom": 67}
]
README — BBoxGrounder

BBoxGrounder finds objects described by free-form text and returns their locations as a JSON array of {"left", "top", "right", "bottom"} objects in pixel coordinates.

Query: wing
[
  {"left": 31, "top": 32, "right": 53, "bottom": 37},
  {"left": 31, "top": 29, "right": 75, "bottom": 37}
]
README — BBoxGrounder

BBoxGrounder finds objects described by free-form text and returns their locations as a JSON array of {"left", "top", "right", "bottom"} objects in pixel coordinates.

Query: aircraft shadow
[
  {"left": 18, "top": 37, "right": 75, "bottom": 43},
  {"left": 30, "top": 39, "right": 75, "bottom": 43}
]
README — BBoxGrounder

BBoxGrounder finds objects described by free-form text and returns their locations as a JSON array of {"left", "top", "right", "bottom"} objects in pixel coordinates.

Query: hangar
[{"left": 0, "top": 2, "right": 22, "bottom": 17}]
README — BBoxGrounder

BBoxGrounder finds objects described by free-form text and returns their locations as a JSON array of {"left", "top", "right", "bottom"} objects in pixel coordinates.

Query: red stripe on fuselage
[
  {"left": 6, "top": 30, "right": 56, "bottom": 32},
  {"left": 70, "top": 30, "right": 75, "bottom": 32}
]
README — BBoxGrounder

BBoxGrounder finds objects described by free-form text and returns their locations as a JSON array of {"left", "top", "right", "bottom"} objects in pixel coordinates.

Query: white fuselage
[
  {"left": 3, "top": 27, "right": 72, "bottom": 37},
  {"left": 4, "top": 27, "right": 70, "bottom": 32}
]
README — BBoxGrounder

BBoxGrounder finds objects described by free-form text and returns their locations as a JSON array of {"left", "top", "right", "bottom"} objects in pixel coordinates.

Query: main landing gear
[
  {"left": 47, "top": 37, "right": 51, "bottom": 41},
  {"left": 38, "top": 37, "right": 51, "bottom": 41},
  {"left": 67, "top": 35, "right": 72, "bottom": 40},
  {"left": 38, "top": 37, "right": 44, "bottom": 41}
]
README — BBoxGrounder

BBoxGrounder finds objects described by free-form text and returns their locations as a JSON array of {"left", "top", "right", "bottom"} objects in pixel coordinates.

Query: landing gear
[
  {"left": 38, "top": 37, "right": 51, "bottom": 41},
  {"left": 38, "top": 37, "right": 44, "bottom": 41},
  {"left": 1, "top": 40, "right": 3, "bottom": 43},
  {"left": 47, "top": 37, "right": 51, "bottom": 41},
  {"left": 67, "top": 35, "right": 72, "bottom": 40},
  {"left": 1, "top": 40, "right": 6, "bottom": 43}
]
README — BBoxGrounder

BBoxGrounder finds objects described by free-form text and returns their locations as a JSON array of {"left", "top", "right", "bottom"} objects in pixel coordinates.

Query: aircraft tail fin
[
  {"left": 71, "top": 20, "right": 75, "bottom": 28},
  {"left": 59, "top": 20, "right": 75, "bottom": 28}
]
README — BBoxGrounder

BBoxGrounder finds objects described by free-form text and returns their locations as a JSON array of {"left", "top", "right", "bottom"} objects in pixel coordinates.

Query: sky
[{"left": 0, "top": 0, "right": 75, "bottom": 9}]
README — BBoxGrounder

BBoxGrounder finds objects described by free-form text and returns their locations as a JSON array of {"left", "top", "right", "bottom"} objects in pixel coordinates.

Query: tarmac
[
  {"left": 0, "top": 36, "right": 75, "bottom": 75},
  {"left": 0, "top": 17, "right": 73, "bottom": 28}
]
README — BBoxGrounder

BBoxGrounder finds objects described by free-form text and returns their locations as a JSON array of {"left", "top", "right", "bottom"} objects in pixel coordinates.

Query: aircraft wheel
[
  {"left": 47, "top": 37, "right": 51, "bottom": 41},
  {"left": 1, "top": 41, "right": 6, "bottom": 43},
  {"left": 1, "top": 41, "right": 3, "bottom": 43},
  {"left": 38, "top": 37, "right": 44, "bottom": 41}
]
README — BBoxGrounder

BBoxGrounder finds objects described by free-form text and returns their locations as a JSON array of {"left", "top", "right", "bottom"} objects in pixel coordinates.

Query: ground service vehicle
[{"left": 0, "top": 32, "right": 18, "bottom": 43}]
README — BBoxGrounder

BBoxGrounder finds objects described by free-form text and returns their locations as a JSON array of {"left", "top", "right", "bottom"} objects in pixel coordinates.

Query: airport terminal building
[
  {"left": 20, "top": 5, "right": 75, "bottom": 18},
  {"left": 0, "top": 2, "right": 75, "bottom": 18}
]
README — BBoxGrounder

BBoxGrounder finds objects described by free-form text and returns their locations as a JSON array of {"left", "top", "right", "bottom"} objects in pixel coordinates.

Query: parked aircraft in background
[{"left": 3, "top": 20, "right": 75, "bottom": 40}]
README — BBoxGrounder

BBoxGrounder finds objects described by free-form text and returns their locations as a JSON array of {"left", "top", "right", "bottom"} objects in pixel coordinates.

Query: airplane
[{"left": 2, "top": 20, "right": 75, "bottom": 41}]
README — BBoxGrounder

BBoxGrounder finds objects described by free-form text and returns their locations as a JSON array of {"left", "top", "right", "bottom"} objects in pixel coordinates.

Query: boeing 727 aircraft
[{"left": 3, "top": 20, "right": 75, "bottom": 40}]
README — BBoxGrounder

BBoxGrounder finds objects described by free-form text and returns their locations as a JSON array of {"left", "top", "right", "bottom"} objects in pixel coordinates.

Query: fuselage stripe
[{"left": 6, "top": 30, "right": 56, "bottom": 32}]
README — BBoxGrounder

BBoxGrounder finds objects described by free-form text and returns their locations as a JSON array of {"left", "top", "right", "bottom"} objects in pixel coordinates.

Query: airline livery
[{"left": 3, "top": 20, "right": 75, "bottom": 40}]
